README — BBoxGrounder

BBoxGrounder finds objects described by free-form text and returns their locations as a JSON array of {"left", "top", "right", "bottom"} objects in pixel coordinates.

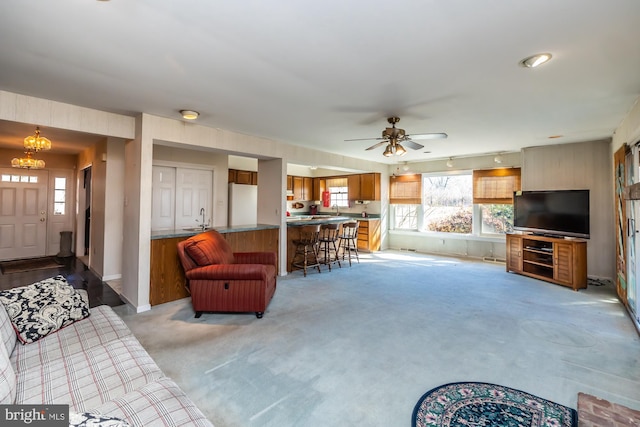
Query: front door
[{"left": 0, "top": 168, "right": 49, "bottom": 260}]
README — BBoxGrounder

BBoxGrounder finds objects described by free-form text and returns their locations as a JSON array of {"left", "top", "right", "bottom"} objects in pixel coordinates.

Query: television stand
[{"left": 506, "top": 233, "right": 587, "bottom": 291}]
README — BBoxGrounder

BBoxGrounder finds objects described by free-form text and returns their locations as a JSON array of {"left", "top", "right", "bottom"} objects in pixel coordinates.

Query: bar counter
[{"left": 149, "top": 224, "right": 280, "bottom": 306}]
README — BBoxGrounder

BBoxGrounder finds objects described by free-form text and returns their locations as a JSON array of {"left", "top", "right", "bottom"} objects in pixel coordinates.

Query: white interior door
[
  {"left": 175, "top": 168, "right": 213, "bottom": 229},
  {"left": 151, "top": 166, "right": 176, "bottom": 231},
  {"left": 0, "top": 169, "right": 49, "bottom": 260}
]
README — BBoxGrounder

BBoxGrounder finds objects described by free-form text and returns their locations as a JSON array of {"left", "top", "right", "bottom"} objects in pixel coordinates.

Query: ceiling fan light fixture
[
  {"left": 395, "top": 144, "right": 407, "bottom": 156},
  {"left": 383, "top": 144, "right": 394, "bottom": 157},
  {"left": 180, "top": 110, "right": 199, "bottom": 120},
  {"left": 519, "top": 53, "right": 552, "bottom": 68}
]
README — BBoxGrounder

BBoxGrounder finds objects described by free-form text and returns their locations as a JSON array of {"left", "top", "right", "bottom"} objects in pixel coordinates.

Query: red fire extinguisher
[{"left": 322, "top": 190, "right": 331, "bottom": 207}]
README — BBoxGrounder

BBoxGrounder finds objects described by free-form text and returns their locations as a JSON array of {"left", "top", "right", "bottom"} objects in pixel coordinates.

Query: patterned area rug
[
  {"left": 0, "top": 257, "right": 63, "bottom": 274},
  {"left": 412, "top": 382, "right": 578, "bottom": 427}
]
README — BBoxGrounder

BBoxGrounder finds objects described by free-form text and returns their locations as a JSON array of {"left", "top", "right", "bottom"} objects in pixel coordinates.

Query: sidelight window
[{"left": 53, "top": 177, "right": 66, "bottom": 215}]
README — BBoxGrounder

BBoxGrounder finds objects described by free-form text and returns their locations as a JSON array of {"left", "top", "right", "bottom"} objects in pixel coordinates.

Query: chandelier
[{"left": 11, "top": 126, "right": 51, "bottom": 169}]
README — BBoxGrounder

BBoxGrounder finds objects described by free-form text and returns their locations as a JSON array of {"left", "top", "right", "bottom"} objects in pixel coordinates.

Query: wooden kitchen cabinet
[
  {"left": 291, "top": 176, "right": 313, "bottom": 200},
  {"left": 357, "top": 219, "right": 380, "bottom": 252},
  {"left": 287, "top": 175, "right": 293, "bottom": 191},
  {"left": 505, "top": 234, "right": 587, "bottom": 291},
  {"left": 229, "top": 169, "right": 257, "bottom": 185},
  {"left": 313, "top": 178, "right": 326, "bottom": 201},
  {"left": 347, "top": 173, "right": 381, "bottom": 201},
  {"left": 348, "top": 175, "right": 360, "bottom": 201},
  {"left": 359, "top": 173, "right": 380, "bottom": 200},
  {"left": 235, "top": 170, "right": 253, "bottom": 185}
]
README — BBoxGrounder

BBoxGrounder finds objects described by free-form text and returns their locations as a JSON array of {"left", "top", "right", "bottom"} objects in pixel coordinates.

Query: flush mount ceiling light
[
  {"left": 446, "top": 158, "right": 454, "bottom": 168},
  {"left": 180, "top": 110, "right": 199, "bottom": 120},
  {"left": 494, "top": 154, "right": 503, "bottom": 164},
  {"left": 519, "top": 53, "right": 552, "bottom": 68}
]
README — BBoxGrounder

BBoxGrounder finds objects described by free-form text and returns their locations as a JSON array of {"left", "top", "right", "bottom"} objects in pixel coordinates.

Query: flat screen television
[{"left": 513, "top": 190, "right": 590, "bottom": 239}]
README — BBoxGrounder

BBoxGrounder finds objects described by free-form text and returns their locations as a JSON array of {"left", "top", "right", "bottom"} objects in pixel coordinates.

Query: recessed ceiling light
[
  {"left": 519, "top": 53, "right": 552, "bottom": 68},
  {"left": 180, "top": 110, "right": 199, "bottom": 120}
]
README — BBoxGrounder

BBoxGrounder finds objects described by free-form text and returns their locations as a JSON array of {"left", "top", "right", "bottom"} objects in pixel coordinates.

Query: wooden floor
[{"left": 0, "top": 256, "right": 123, "bottom": 308}]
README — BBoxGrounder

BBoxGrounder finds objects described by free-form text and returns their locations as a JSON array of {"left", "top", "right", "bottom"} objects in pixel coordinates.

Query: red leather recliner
[{"left": 176, "top": 230, "right": 277, "bottom": 318}]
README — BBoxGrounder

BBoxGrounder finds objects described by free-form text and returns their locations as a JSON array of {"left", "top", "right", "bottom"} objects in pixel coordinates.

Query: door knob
[{"left": 40, "top": 218, "right": 45, "bottom": 222}]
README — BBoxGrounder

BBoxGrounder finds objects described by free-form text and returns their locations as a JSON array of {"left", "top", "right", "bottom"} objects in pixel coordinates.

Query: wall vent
[{"left": 483, "top": 257, "right": 506, "bottom": 264}]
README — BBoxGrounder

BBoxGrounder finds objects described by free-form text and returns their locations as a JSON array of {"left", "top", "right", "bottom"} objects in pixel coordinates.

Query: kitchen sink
[{"left": 183, "top": 227, "right": 212, "bottom": 232}]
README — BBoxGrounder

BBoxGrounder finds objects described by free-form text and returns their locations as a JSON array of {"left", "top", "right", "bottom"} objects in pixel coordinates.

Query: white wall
[
  {"left": 103, "top": 138, "right": 125, "bottom": 280},
  {"left": 522, "top": 139, "right": 613, "bottom": 279}
]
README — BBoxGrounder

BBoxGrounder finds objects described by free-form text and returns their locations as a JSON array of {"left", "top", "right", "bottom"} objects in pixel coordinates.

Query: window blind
[
  {"left": 472, "top": 168, "right": 521, "bottom": 204},
  {"left": 389, "top": 174, "right": 422, "bottom": 204}
]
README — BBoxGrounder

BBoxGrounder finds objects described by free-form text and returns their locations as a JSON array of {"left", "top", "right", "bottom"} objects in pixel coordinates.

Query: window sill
[{"left": 389, "top": 229, "right": 506, "bottom": 244}]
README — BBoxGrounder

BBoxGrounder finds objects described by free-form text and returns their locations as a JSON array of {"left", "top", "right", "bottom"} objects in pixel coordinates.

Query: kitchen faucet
[
  {"left": 197, "top": 208, "right": 208, "bottom": 230},
  {"left": 333, "top": 204, "right": 339, "bottom": 216}
]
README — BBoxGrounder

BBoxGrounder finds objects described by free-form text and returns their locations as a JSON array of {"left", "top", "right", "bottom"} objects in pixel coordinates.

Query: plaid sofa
[{"left": 0, "top": 290, "right": 212, "bottom": 426}]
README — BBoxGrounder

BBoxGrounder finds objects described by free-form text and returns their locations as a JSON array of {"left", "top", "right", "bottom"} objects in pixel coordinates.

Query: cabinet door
[
  {"left": 251, "top": 171, "right": 258, "bottom": 185},
  {"left": 554, "top": 242, "right": 573, "bottom": 285},
  {"left": 357, "top": 221, "right": 369, "bottom": 250},
  {"left": 287, "top": 175, "right": 293, "bottom": 191},
  {"left": 313, "top": 178, "right": 326, "bottom": 201},
  {"left": 360, "top": 173, "right": 376, "bottom": 200},
  {"left": 348, "top": 175, "right": 361, "bottom": 200},
  {"left": 506, "top": 235, "right": 523, "bottom": 272},
  {"left": 303, "top": 177, "right": 313, "bottom": 200},
  {"left": 293, "top": 176, "right": 304, "bottom": 200},
  {"left": 236, "top": 170, "right": 253, "bottom": 185},
  {"left": 228, "top": 169, "right": 237, "bottom": 184}
]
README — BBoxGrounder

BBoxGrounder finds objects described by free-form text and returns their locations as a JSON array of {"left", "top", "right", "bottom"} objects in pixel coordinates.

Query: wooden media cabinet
[{"left": 506, "top": 233, "right": 587, "bottom": 291}]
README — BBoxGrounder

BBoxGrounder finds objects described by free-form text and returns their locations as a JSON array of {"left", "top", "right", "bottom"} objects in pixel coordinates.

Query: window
[
  {"left": 54, "top": 177, "right": 66, "bottom": 215},
  {"left": 1, "top": 174, "right": 38, "bottom": 183},
  {"left": 393, "top": 205, "right": 419, "bottom": 229},
  {"left": 479, "top": 204, "right": 514, "bottom": 234},
  {"left": 473, "top": 168, "right": 520, "bottom": 235},
  {"left": 423, "top": 174, "right": 473, "bottom": 234},
  {"left": 327, "top": 178, "right": 349, "bottom": 208},
  {"left": 390, "top": 168, "right": 521, "bottom": 236}
]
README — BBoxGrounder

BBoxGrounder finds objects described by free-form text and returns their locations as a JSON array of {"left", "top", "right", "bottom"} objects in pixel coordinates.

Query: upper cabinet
[
  {"left": 229, "top": 169, "right": 257, "bottom": 185},
  {"left": 349, "top": 173, "right": 380, "bottom": 201},
  {"left": 290, "top": 175, "right": 313, "bottom": 201}
]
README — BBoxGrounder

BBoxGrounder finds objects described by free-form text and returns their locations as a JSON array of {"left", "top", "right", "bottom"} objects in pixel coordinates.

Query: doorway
[
  {"left": 77, "top": 166, "right": 91, "bottom": 265},
  {"left": 0, "top": 169, "right": 49, "bottom": 260}
]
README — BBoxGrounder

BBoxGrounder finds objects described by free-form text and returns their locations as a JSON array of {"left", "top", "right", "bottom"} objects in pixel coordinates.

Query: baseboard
[
  {"left": 119, "top": 293, "right": 151, "bottom": 313},
  {"left": 102, "top": 273, "right": 122, "bottom": 281}
]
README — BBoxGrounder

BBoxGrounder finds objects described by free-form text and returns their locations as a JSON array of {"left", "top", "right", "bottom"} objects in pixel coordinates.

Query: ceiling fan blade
[
  {"left": 365, "top": 141, "right": 389, "bottom": 151},
  {"left": 403, "top": 139, "right": 424, "bottom": 150},
  {"left": 344, "top": 137, "right": 385, "bottom": 142},
  {"left": 409, "top": 132, "right": 448, "bottom": 140}
]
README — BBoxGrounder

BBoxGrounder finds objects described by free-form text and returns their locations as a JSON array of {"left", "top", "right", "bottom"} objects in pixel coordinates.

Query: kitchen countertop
[
  {"left": 151, "top": 223, "right": 280, "bottom": 240},
  {"left": 286, "top": 214, "right": 379, "bottom": 226}
]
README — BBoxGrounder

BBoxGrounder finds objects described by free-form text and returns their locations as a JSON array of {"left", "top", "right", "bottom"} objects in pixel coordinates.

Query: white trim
[
  {"left": 389, "top": 229, "right": 505, "bottom": 244},
  {"left": 102, "top": 273, "right": 122, "bottom": 281},
  {"left": 152, "top": 159, "right": 215, "bottom": 171}
]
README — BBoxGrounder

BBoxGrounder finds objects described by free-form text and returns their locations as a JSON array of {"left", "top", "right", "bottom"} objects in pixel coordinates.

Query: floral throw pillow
[
  {"left": 69, "top": 412, "right": 131, "bottom": 427},
  {"left": 0, "top": 275, "right": 90, "bottom": 344}
]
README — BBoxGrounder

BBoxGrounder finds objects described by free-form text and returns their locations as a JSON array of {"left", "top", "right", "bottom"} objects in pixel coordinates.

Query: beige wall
[{"left": 522, "top": 139, "right": 613, "bottom": 279}]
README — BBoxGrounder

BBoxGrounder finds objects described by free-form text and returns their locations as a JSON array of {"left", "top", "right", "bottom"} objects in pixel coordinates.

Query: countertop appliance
[{"left": 229, "top": 183, "right": 257, "bottom": 226}]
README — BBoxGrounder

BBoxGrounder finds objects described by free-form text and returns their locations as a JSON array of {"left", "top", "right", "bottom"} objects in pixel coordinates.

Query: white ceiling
[{"left": 0, "top": 1, "right": 639, "bottom": 164}]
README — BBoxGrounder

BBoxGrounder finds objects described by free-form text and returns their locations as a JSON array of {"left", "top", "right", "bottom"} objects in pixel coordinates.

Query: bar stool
[
  {"left": 338, "top": 221, "right": 360, "bottom": 267},
  {"left": 291, "top": 224, "right": 321, "bottom": 276},
  {"left": 318, "top": 223, "right": 341, "bottom": 271}
]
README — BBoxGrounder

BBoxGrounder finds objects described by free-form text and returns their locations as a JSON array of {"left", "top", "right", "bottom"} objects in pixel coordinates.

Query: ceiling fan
[{"left": 345, "top": 116, "right": 447, "bottom": 157}]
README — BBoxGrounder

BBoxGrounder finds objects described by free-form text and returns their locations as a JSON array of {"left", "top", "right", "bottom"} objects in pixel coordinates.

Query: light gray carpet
[{"left": 113, "top": 251, "right": 640, "bottom": 427}]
